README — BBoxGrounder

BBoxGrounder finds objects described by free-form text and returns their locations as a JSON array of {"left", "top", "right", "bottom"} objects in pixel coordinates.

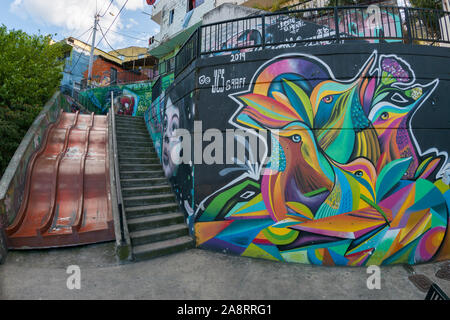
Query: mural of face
[
  {"left": 162, "top": 97, "right": 181, "bottom": 178},
  {"left": 113, "top": 89, "right": 139, "bottom": 116}
]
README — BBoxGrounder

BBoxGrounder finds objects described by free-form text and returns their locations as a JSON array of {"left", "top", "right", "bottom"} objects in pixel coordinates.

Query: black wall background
[{"left": 168, "top": 43, "right": 450, "bottom": 216}]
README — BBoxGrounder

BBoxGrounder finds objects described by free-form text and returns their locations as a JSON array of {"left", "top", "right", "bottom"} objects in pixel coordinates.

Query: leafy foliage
[
  {"left": 252, "top": 0, "right": 293, "bottom": 12},
  {"left": 0, "top": 25, "right": 65, "bottom": 176},
  {"left": 410, "top": 0, "right": 442, "bottom": 10}
]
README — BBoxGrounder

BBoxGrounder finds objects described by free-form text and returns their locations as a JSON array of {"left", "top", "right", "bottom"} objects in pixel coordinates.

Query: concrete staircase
[{"left": 115, "top": 115, "right": 194, "bottom": 261}]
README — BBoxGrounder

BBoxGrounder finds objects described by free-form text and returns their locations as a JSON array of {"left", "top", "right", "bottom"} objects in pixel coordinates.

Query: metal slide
[{"left": 6, "top": 112, "right": 114, "bottom": 249}]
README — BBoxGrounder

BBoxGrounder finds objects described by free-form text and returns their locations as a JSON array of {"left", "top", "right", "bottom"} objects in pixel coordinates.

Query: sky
[{"left": 0, "top": 0, "right": 161, "bottom": 52}]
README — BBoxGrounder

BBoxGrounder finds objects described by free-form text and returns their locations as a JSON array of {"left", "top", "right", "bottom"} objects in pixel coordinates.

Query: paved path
[{"left": 0, "top": 242, "right": 449, "bottom": 300}]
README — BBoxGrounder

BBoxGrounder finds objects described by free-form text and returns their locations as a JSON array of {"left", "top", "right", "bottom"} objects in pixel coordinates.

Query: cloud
[
  {"left": 126, "top": 17, "right": 139, "bottom": 29},
  {"left": 9, "top": 0, "right": 146, "bottom": 49}
]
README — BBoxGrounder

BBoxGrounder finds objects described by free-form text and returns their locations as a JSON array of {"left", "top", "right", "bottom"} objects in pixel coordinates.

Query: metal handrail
[
  {"left": 110, "top": 97, "right": 126, "bottom": 245},
  {"left": 173, "top": 5, "right": 450, "bottom": 76}
]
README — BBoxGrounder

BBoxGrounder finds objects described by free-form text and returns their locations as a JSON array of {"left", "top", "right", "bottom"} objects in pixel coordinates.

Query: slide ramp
[{"left": 6, "top": 112, "right": 114, "bottom": 249}]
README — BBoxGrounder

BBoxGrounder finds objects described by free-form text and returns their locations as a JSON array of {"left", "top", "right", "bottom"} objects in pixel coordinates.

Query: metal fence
[
  {"left": 100, "top": 69, "right": 154, "bottom": 87},
  {"left": 175, "top": 28, "right": 200, "bottom": 76},
  {"left": 174, "top": 5, "right": 450, "bottom": 76},
  {"left": 151, "top": 75, "right": 163, "bottom": 102},
  {"left": 158, "top": 57, "right": 175, "bottom": 77}
]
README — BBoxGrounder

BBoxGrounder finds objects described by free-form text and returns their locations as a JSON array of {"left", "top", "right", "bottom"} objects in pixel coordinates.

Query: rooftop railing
[{"left": 174, "top": 5, "right": 450, "bottom": 77}]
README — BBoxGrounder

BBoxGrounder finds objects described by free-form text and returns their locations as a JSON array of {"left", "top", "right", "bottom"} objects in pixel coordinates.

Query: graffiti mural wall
[
  {"left": 79, "top": 81, "right": 153, "bottom": 116},
  {"left": 184, "top": 44, "right": 450, "bottom": 266},
  {"left": 145, "top": 71, "right": 196, "bottom": 221}
]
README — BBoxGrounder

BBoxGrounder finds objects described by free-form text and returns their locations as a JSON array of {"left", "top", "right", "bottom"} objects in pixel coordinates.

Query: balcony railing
[
  {"left": 88, "top": 69, "right": 155, "bottom": 88},
  {"left": 174, "top": 5, "right": 450, "bottom": 77}
]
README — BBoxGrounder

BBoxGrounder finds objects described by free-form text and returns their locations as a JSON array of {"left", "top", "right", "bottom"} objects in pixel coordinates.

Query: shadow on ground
[{"left": 0, "top": 242, "right": 449, "bottom": 300}]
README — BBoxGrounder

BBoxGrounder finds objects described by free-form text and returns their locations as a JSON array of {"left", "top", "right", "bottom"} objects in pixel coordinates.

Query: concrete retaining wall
[
  {"left": 0, "top": 91, "right": 64, "bottom": 264},
  {"left": 145, "top": 43, "right": 450, "bottom": 266}
]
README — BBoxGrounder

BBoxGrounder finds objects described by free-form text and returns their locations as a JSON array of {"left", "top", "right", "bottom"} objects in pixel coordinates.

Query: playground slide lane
[
  {"left": 77, "top": 115, "right": 114, "bottom": 241},
  {"left": 6, "top": 112, "right": 114, "bottom": 249},
  {"left": 79, "top": 128, "right": 111, "bottom": 234},
  {"left": 43, "top": 114, "right": 93, "bottom": 236},
  {"left": 6, "top": 113, "right": 77, "bottom": 240}
]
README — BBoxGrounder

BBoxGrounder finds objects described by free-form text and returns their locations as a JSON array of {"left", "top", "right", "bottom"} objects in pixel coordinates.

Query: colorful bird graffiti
[{"left": 194, "top": 51, "right": 450, "bottom": 266}]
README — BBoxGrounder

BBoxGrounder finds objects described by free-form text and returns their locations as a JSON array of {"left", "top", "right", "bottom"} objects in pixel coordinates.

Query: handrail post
[
  {"left": 334, "top": 6, "right": 341, "bottom": 44},
  {"left": 110, "top": 91, "right": 125, "bottom": 245},
  {"left": 404, "top": 7, "right": 413, "bottom": 44},
  {"left": 197, "top": 27, "right": 202, "bottom": 58},
  {"left": 262, "top": 14, "right": 266, "bottom": 49}
]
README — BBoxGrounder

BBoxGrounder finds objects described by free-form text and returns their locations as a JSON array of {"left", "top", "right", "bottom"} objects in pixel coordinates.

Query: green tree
[
  {"left": 410, "top": 0, "right": 442, "bottom": 10},
  {"left": 0, "top": 25, "right": 65, "bottom": 176},
  {"left": 252, "top": 0, "right": 292, "bottom": 12},
  {"left": 409, "top": 0, "right": 443, "bottom": 41}
]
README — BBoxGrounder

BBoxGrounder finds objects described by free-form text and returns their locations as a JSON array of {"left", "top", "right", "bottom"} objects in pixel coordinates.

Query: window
[
  {"left": 188, "top": 0, "right": 205, "bottom": 11},
  {"left": 169, "top": 9, "right": 174, "bottom": 25},
  {"left": 110, "top": 68, "right": 117, "bottom": 85},
  {"left": 168, "top": 57, "right": 175, "bottom": 72}
]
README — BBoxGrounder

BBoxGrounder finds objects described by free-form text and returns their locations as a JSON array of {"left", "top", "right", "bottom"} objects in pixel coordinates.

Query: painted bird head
[
  {"left": 246, "top": 54, "right": 380, "bottom": 166},
  {"left": 309, "top": 54, "right": 380, "bottom": 165},
  {"left": 367, "top": 65, "right": 440, "bottom": 179},
  {"left": 235, "top": 92, "right": 334, "bottom": 222}
]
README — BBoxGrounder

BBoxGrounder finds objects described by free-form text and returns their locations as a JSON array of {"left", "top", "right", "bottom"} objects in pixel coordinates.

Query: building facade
[
  {"left": 148, "top": 0, "right": 271, "bottom": 81},
  {"left": 61, "top": 38, "right": 158, "bottom": 95}
]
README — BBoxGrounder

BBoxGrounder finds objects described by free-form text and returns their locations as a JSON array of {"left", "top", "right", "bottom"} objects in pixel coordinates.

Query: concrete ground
[{"left": 0, "top": 242, "right": 449, "bottom": 300}]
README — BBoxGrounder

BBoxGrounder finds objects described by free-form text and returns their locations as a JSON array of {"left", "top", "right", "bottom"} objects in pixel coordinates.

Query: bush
[{"left": 0, "top": 25, "right": 65, "bottom": 176}]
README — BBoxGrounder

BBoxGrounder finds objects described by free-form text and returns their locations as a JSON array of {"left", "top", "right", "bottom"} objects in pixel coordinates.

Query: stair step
[
  {"left": 116, "top": 126, "right": 148, "bottom": 133},
  {"left": 120, "top": 177, "right": 168, "bottom": 188},
  {"left": 116, "top": 132, "right": 149, "bottom": 140},
  {"left": 119, "top": 152, "right": 157, "bottom": 159},
  {"left": 117, "top": 136, "right": 152, "bottom": 143},
  {"left": 116, "top": 130, "right": 149, "bottom": 136},
  {"left": 127, "top": 212, "right": 185, "bottom": 231},
  {"left": 118, "top": 143, "right": 153, "bottom": 150},
  {"left": 115, "top": 118, "right": 146, "bottom": 125},
  {"left": 124, "top": 193, "right": 176, "bottom": 207},
  {"left": 115, "top": 119, "right": 146, "bottom": 125},
  {"left": 130, "top": 224, "right": 189, "bottom": 246},
  {"left": 132, "top": 236, "right": 194, "bottom": 261},
  {"left": 116, "top": 115, "right": 144, "bottom": 121},
  {"left": 116, "top": 117, "right": 145, "bottom": 123},
  {"left": 117, "top": 135, "right": 153, "bottom": 144},
  {"left": 119, "top": 157, "right": 160, "bottom": 165},
  {"left": 122, "top": 185, "right": 172, "bottom": 197},
  {"left": 126, "top": 203, "right": 180, "bottom": 219},
  {"left": 116, "top": 120, "right": 145, "bottom": 127},
  {"left": 120, "top": 170, "right": 165, "bottom": 179},
  {"left": 119, "top": 146, "right": 154, "bottom": 152},
  {"left": 120, "top": 163, "right": 162, "bottom": 171},
  {"left": 119, "top": 151, "right": 157, "bottom": 158}
]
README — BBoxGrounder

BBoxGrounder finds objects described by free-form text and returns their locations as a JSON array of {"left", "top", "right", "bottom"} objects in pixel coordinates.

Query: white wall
[{"left": 150, "top": 0, "right": 215, "bottom": 51}]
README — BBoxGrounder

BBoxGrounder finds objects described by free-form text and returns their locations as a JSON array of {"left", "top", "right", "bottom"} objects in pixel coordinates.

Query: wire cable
[
  {"left": 69, "top": 28, "right": 94, "bottom": 75},
  {"left": 99, "top": 25, "right": 148, "bottom": 42},
  {"left": 98, "top": 24, "right": 145, "bottom": 57},
  {"left": 100, "top": 0, "right": 114, "bottom": 17},
  {"left": 96, "top": 0, "right": 129, "bottom": 47},
  {"left": 73, "top": 26, "right": 93, "bottom": 41}
]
